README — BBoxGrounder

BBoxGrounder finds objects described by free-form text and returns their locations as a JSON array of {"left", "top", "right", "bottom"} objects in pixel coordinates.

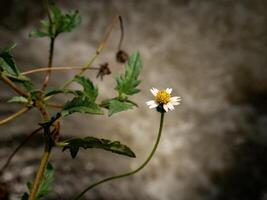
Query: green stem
[
  {"left": 29, "top": 104, "right": 52, "bottom": 200},
  {"left": 73, "top": 112, "right": 165, "bottom": 200}
]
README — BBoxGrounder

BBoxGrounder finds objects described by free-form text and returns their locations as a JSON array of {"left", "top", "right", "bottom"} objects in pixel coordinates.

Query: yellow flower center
[{"left": 155, "top": 90, "right": 170, "bottom": 104}]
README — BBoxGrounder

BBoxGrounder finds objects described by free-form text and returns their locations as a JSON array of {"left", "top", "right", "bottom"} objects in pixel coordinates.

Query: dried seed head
[
  {"left": 96, "top": 63, "right": 111, "bottom": 80},
  {"left": 116, "top": 50, "right": 129, "bottom": 63}
]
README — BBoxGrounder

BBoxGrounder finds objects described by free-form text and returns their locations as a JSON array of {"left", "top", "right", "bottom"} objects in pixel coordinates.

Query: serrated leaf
[
  {"left": 36, "top": 163, "right": 54, "bottom": 199},
  {"left": 0, "top": 43, "right": 20, "bottom": 76},
  {"left": 8, "top": 96, "right": 28, "bottom": 104},
  {"left": 115, "top": 52, "right": 142, "bottom": 96},
  {"left": 101, "top": 99, "right": 136, "bottom": 116},
  {"left": 73, "top": 75, "right": 98, "bottom": 101},
  {"left": 23, "top": 163, "right": 54, "bottom": 200},
  {"left": 44, "top": 88, "right": 81, "bottom": 97},
  {"left": 62, "top": 136, "right": 136, "bottom": 158},
  {"left": 30, "top": 5, "right": 81, "bottom": 39},
  {"left": 61, "top": 96, "right": 103, "bottom": 117},
  {"left": 51, "top": 5, "right": 81, "bottom": 36}
]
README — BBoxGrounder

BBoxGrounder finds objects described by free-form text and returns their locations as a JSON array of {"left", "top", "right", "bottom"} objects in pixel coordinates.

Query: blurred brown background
[{"left": 1, "top": 0, "right": 267, "bottom": 199}]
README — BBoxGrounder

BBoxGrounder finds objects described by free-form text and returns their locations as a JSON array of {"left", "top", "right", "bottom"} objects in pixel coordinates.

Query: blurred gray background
[{"left": 1, "top": 0, "right": 267, "bottom": 199}]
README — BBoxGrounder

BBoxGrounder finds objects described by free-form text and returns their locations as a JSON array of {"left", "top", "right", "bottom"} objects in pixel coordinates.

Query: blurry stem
[
  {"left": 118, "top": 16, "right": 124, "bottom": 50},
  {"left": 43, "top": 0, "right": 52, "bottom": 23},
  {"left": 0, "top": 107, "right": 30, "bottom": 126},
  {"left": 22, "top": 66, "right": 99, "bottom": 75},
  {"left": 47, "top": 103, "right": 63, "bottom": 109},
  {"left": 0, "top": 127, "right": 42, "bottom": 173},
  {"left": 42, "top": 37, "right": 55, "bottom": 90},
  {"left": 73, "top": 112, "right": 165, "bottom": 200},
  {"left": 0, "top": 74, "right": 28, "bottom": 97},
  {"left": 61, "top": 15, "right": 120, "bottom": 88}
]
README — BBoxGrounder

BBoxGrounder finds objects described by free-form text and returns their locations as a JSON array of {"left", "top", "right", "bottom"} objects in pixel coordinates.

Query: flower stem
[
  {"left": 0, "top": 107, "right": 30, "bottom": 126},
  {"left": 73, "top": 112, "right": 165, "bottom": 200}
]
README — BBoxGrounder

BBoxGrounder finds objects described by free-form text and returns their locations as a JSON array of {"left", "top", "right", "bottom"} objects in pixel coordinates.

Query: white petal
[
  {"left": 146, "top": 100, "right": 158, "bottom": 109},
  {"left": 149, "top": 103, "right": 158, "bottom": 109},
  {"left": 146, "top": 100, "right": 156, "bottom": 106},
  {"left": 167, "top": 102, "right": 175, "bottom": 110},
  {"left": 166, "top": 88, "right": 172, "bottom": 94},
  {"left": 170, "top": 96, "right": 181, "bottom": 102},
  {"left": 171, "top": 101, "right": 181, "bottom": 106},
  {"left": 150, "top": 88, "right": 159, "bottom": 96},
  {"left": 163, "top": 104, "right": 169, "bottom": 112}
]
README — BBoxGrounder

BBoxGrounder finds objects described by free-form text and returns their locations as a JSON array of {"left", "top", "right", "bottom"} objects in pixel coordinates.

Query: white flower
[{"left": 146, "top": 88, "right": 181, "bottom": 112}]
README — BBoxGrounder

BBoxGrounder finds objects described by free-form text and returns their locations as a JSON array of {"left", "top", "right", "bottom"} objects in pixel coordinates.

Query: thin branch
[
  {"left": 22, "top": 66, "right": 99, "bottom": 75},
  {"left": 47, "top": 103, "right": 63, "bottom": 109},
  {"left": 0, "top": 107, "right": 30, "bottom": 126},
  {"left": 61, "top": 15, "right": 120, "bottom": 88},
  {"left": 118, "top": 16, "right": 124, "bottom": 50},
  {"left": 0, "top": 74, "right": 28, "bottom": 97},
  {"left": 42, "top": 37, "right": 55, "bottom": 90},
  {"left": 0, "top": 127, "right": 42, "bottom": 173}
]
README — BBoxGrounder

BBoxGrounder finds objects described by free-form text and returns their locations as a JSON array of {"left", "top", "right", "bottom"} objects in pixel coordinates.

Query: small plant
[{"left": 0, "top": 1, "right": 181, "bottom": 199}]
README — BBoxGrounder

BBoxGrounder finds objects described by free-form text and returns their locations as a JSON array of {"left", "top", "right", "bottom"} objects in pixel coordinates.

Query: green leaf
[
  {"left": 51, "top": 5, "right": 81, "bottom": 36},
  {"left": 29, "top": 29, "right": 50, "bottom": 38},
  {"left": 30, "top": 5, "right": 81, "bottom": 39},
  {"left": 44, "top": 88, "right": 81, "bottom": 97},
  {"left": 0, "top": 43, "right": 20, "bottom": 76},
  {"left": 62, "top": 136, "right": 136, "bottom": 158},
  {"left": 36, "top": 163, "right": 54, "bottom": 199},
  {"left": 22, "top": 163, "right": 54, "bottom": 200},
  {"left": 101, "top": 99, "right": 136, "bottom": 116},
  {"left": 115, "top": 52, "right": 142, "bottom": 96},
  {"left": 8, "top": 96, "right": 29, "bottom": 104},
  {"left": 73, "top": 75, "right": 98, "bottom": 101},
  {"left": 61, "top": 96, "right": 103, "bottom": 117}
]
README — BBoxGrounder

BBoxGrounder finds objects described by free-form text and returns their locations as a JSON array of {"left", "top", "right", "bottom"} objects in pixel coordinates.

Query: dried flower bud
[
  {"left": 116, "top": 50, "right": 129, "bottom": 63},
  {"left": 96, "top": 63, "right": 111, "bottom": 80}
]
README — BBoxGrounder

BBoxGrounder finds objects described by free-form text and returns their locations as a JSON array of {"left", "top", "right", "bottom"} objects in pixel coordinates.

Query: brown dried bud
[
  {"left": 116, "top": 50, "right": 129, "bottom": 63},
  {"left": 96, "top": 63, "right": 111, "bottom": 80}
]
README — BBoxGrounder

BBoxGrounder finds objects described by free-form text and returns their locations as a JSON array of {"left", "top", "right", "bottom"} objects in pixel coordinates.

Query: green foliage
[
  {"left": 61, "top": 96, "right": 103, "bottom": 117},
  {"left": 0, "top": 43, "right": 20, "bottom": 76},
  {"left": 8, "top": 96, "right": 28, "bottom": 104},
  {"left": 62, "top": 136, "right": 136, "bottom": 158},
  {"left": 73, "top": 75, "right": 98, "bottom": 102},
  {"left": 30, "top": 4, "right": 81, "bottom": 39},
  {"left": 115, "top": 52, "right": 142, "bottom": 96},
  {"left": 0, "top": 43, "right": 35, "bottom": 93},
  {"left": 22, "top": 163, "right": 54, "bottom": 200},
  {"left": 44, "top": 88, "right": 80, "bottom": 97},
  {"left": 101, "top": 99, "right": 136, "bottom": 116}
]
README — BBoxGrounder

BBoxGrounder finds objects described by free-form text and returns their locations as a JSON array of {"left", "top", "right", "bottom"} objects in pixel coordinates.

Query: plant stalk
[
  {"left": 42, "top": 37, "right": 55, "bottom": 90},
  {"left": 0, "top": 107, "right": 30, "bottom": 126},
  {"left": 0, "top": 74, "right": 28, "bottom": 97},
  {"left": 73, "top": 112, "right": 165, "bottom": 200},
  {"left": 29, "top": 104, "right": 52, "bottom": 200}
]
